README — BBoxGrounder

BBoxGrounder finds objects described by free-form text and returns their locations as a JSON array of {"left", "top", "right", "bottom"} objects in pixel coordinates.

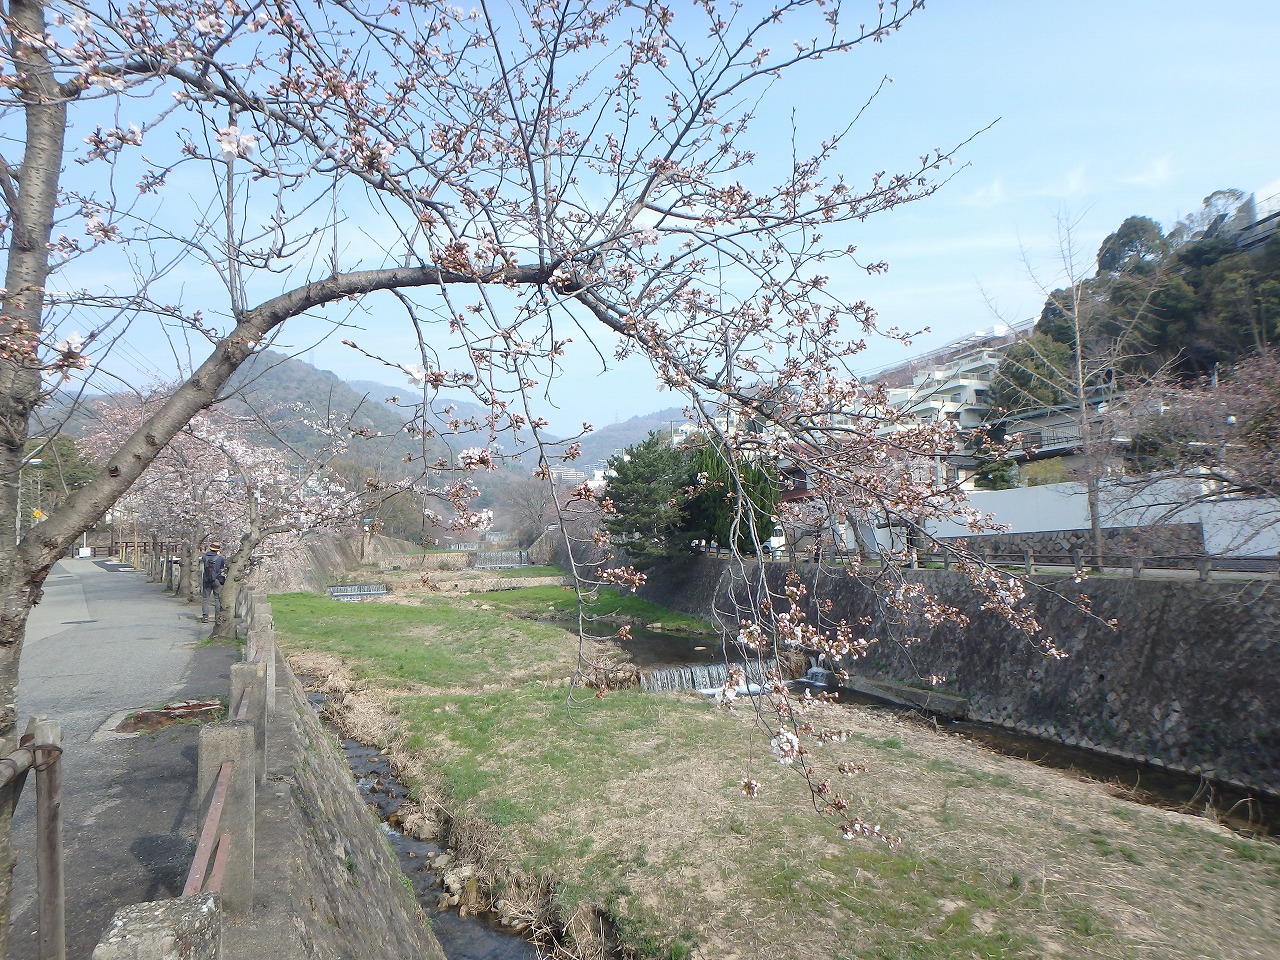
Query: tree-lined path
[{"left": 8, "top": 558, "right": 233, "bottom": 959}]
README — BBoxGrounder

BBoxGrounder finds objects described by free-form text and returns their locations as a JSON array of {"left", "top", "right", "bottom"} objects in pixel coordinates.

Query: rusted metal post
[
  {"left": 196, "top": 723, "right": 256, "bottom": 914},
  {"left": 33, "top": 717, "right": 65, "bottom": 960}
]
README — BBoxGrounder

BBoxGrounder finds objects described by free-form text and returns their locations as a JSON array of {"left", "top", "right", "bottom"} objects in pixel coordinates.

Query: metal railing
[
  {"left": 326, "top": 582, "right": 389, "bottom": 600},
  {"left": 912, "top": 548, "right": 1280, "bottom": 579},
  {"left": 741, "top": 545, "right": 1280, "bottom": 579}
]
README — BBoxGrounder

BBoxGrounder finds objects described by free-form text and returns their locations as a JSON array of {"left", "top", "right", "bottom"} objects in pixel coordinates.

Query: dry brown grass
[{"left": 280, "top": 598, "right": 1280, "bottom": 960}]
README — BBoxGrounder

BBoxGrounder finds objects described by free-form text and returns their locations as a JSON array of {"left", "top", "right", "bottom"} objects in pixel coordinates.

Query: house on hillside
[{"left": 1221, "top": 177, "right": 1280, "bottom": 252}]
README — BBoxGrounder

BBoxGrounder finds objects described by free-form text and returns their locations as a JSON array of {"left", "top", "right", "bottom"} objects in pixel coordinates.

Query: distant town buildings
[{"left": 1220, "top": 178, "right": 1280, "bottom": 251}]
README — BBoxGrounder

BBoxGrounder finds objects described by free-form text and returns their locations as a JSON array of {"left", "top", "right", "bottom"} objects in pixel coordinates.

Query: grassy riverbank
[{"left": 273, "top": 590, "right": 1280, "bottom": 960}]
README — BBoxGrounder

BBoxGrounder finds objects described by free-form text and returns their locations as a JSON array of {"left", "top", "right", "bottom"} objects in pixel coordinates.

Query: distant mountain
[
  {"left": 222, "top": 352, "right": 443, "bottom": 477},
  {"left": 573, "top": 407, "right": 690, "bottom": 466},
  {"left": 343, "top": 379, "right": 687, "bottom": 468},
  {"left": 346, "top": 380, "right": 498, "bottom": 443}
]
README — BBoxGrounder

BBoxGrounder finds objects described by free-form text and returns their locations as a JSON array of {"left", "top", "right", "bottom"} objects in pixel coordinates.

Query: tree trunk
[
  {"left": 0, "top": 2, "right": 76, "bottom": 950},
  {"left": 1086, "top": 474, "right": 1104, "bottom": 572},
  {"left": 216, "top": 509, "right": 263, "bottom": 643},
  {"left": 183, "top": 538, "right": 199, "bottom": 603},
  {"left": 148, "top": 531, "right": 160, "bottom": 581}
]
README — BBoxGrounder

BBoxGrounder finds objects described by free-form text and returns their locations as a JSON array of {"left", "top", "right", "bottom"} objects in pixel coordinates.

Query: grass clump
[
  {"left": 472, "top": 584, "right": 713, "bottom": 634},
  {"left": 269, "top": 591, "right": 580, "bottom": 688}
]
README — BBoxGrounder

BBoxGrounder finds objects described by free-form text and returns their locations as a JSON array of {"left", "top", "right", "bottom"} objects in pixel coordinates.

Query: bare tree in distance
[
  {"left": 1112, "top": 349, "right": 1280, "bottom": 558},
  {"left": 0, "top": 1, "right": 1086, "bottom": 929},
  {"left": 990, "top": 212, "right": 1168, "bottom": 568}
]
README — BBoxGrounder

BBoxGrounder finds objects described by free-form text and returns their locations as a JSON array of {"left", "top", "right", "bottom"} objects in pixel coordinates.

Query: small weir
[
  {"left": 307, "top": 692, "right": 539, "bottom": 960},
  {"left": 638, "top": 658, "right": 777, "bottom": 692}
]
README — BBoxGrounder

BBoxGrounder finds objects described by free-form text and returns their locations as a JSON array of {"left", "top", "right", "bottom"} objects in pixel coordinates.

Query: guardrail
[
  {"left": 736, "top": 545, "right": 1280, "bottom": 579},
  {"left": 94, "top": 594, "right": 276, "bottom": 959},
  {"left": 912, "top": 548, "right": 1280, "bottom": 579}
]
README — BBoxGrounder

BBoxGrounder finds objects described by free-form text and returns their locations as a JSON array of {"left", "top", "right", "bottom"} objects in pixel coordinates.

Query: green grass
[
  {"left": 270, "top": 591, "right": 577, "bottom": 687},
  {"left": 374, "top": 675, "right": 1058, "bottom": 960},
  {"left": 470, "top": 585, "right": 713, "bottom": 633},
  {"left": 396, "top": 686, "right": 717, "bottom": 822},
  {"left": 274, "top": 588, "right": 1280, "bottom": 960}
]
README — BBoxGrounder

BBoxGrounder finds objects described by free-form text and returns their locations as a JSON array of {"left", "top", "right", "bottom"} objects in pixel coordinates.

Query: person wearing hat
[{"left": 200, "top": 541, "right": 227, "bottom": 623}]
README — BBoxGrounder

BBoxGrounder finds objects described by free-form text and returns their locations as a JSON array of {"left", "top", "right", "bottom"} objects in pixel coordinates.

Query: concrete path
[{"left": 8, "top": 558, "right": 237, "bottom": 960}]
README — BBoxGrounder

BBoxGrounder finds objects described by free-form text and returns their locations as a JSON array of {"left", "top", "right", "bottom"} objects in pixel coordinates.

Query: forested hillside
[{"left": 993, "top": 190, "right": 1280, "bottom": 412}]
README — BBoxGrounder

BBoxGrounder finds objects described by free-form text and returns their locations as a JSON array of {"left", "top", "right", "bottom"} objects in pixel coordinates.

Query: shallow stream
[
  {"left": 307, "top": 692, "right": 539, "bottom": 960},
  {"left": 617, "top": 628, "right": 1277, "bottom": 837}
]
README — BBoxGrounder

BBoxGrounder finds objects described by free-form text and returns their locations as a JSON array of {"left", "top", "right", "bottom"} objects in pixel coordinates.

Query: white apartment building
[{"left": 882, "top": 347, "right": 1002, "bottom": 430}]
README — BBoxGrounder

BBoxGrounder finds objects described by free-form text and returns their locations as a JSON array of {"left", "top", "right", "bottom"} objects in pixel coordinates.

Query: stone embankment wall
[
  {"left": 249, "top": 529, "right": 363, "bottom": 594},
  {"left": 251, "top": 657, "right": 446, "bottom": 960},
  {"left": 940, "top": 522, "right": 1205, "bottom": 562},
  {"left": 642, "top": 557, "right": 1280, "bottom": 796}
]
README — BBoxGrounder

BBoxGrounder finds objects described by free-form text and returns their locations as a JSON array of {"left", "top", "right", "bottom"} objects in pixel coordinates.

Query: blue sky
[
  {"left": 72, "top": 2, "right": 1280, "bottom": 436},
  {"left": 321, "top": 0, "right": 1280, "bottom": 431}
]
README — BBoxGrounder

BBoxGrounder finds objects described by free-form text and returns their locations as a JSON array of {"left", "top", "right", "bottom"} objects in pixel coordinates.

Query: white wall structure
[{"left": 926, "top": 479, "right": 1280, "bottom": 558}]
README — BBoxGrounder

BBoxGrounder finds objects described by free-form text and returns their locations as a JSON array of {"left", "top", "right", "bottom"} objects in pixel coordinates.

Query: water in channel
[
  {"left": 583, "top": 623, "right": 1277, "bottom": 837},
  {"left": 308, "top": 693, "right": 539, "bottom": 960}
]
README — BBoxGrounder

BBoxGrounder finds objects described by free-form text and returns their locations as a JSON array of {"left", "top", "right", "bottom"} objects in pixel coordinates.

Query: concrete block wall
[
  {"left": 940, "top": 522, "right": 1205, "bottom": 562},
  {"left": 244, "top": 659, "right": 445, "bottom": 960}
]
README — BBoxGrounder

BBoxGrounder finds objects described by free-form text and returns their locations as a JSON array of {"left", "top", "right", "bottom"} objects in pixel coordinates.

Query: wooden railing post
[{"left": 32, "top": 718, "right": 65, "bottom": 960}]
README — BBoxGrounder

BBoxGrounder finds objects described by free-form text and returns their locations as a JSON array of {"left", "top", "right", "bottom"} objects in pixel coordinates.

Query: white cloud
[
  {"left": 956, "top": 178, "right": 1007, "bottom": 207},
  {"left": 1121, "top": 156, "right": 1174, "bottom": 189}
]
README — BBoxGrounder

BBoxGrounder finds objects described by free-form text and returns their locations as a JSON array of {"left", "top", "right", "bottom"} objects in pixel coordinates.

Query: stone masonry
[{"left": 642, "top": 556, "right": 1279, "bottom": 796}]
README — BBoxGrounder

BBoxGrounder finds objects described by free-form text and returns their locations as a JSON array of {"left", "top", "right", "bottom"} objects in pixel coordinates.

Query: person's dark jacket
[{"left": 201, "top": 551, "right": 227, "bottom": 590}]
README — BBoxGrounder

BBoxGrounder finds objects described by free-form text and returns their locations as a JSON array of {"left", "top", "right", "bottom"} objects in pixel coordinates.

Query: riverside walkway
[{"left": 9, "top": 557, "right": 237, "bottom": 959}]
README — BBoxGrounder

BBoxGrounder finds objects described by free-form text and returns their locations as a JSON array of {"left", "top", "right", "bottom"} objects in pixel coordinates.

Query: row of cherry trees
[
  {"left": 78, "top": 393, "right": 363, "bottom": 638},
  {"left": 0, "top": 0, "right": 1054, "bottom": 938}
]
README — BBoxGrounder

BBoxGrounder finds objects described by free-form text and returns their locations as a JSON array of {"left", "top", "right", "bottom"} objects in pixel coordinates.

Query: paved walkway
[{"left": 9, "top": 558, "right": 237, "bottom": 960}]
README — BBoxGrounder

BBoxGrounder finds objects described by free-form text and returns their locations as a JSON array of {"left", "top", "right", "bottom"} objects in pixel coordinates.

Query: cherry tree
[
  {"left": 0, "top": 0, "right": 1065, "bottom": 931},
  {"left": 78, "top": 392, "right": 238, "bottom": 596},
  {"left": 79, "top": 391, "right": 489, "bottom": 639}
]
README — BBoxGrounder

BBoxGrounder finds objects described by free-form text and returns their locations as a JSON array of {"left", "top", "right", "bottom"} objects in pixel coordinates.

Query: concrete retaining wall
[
  {"left": 941, "top": 522, "right": 1205, "bottom": 562},
  {"left": 249, "top": 530, "right": 363, "bottom": 595},
  {"left": 244, "top": 658, "right": 445, "bottom": 960},
  {"left": 641, "top": 557, "right": 1280, "bottom": 796}
]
